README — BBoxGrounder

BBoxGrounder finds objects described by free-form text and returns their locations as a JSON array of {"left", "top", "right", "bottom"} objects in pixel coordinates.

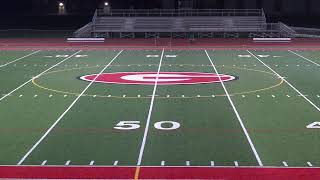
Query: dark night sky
[
  {"left": 0, "top": 0, "right": 318, "bottom": 16},
  {"left": 1, "top": 0, "right": 320, "bottom": 29}
]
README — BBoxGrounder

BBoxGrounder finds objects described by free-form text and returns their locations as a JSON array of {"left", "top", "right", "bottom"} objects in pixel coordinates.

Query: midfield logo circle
[{"left": 80, "top": 72, "right": 236, "bottom": 85}]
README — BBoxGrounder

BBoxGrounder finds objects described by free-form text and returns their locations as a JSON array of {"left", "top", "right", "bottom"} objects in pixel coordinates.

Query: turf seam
[
  {"left": 247, "top": 50, "right": 320, "bottom": 113},
  {"left": 0, "top": 50, "right": 41, "bottom": 68},
  {"left": 16, "top": 50, "right": 123, "bottom": 165},
  {"left": 205, "top": 50, "right": 264, "bottom": 167},
  {"left": 0, "top": 50, "right": 82, "bottom": 102},
  {"left": 136, "top": 48, "right": 165, "bottom": 167},
  {"left": 288, "top": 50, "right": 320, "bottom": 67}
]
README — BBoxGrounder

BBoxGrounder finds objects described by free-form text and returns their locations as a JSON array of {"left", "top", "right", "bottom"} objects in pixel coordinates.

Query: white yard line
[
  {"left": 0, "top": 50, "right": 41, "bottom": 68},
  {"left": 288, "top": 50, "right": 320, "bottom": 67},
  {"left": 136, "top": 48, "right": 165, "bottom": 166},
  {"left": 205, "top": 50, "right": 263, "bottom": 166},
  {"left": 16, "top": 50, "right": 123, "bottom": 165},
  {"left": 0, "top": 50, "right": 82, "bottom": 102},
  {"left": 247, "top": 50, "right": 320, "bottom": 113}
]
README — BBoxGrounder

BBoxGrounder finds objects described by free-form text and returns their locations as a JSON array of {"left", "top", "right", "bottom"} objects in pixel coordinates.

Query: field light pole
[
  {"left": 58, "top": 2, "right": 66, "bottom": 15},
  {"left": 103, "top": 1, "right": 111, "bottom": 14}
]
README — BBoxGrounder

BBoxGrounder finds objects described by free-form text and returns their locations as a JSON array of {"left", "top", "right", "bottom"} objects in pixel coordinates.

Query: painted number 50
[{"left": 114, "top": 121, "right": 180, "bottom": 130}]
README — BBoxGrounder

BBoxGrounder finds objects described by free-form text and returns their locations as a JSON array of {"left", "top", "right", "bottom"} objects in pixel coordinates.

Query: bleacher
[{"left": 74, "top": 9, "right": 295, "bottom": 38}]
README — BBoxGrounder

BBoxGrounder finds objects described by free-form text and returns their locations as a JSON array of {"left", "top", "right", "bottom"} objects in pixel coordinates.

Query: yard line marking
[
  {"left": 206, "top": 50, "right": 263, "bottom": 166},
  {"left": 16, "top": 50, "right": 123, "bottom": 165},
  {"left": 0, "top": 50, "right": 82, "bottom": 102},
  {"left": 282, "top": 161, "right": 288, "bottom": 167},
  {"left": 234, "top": 161, "right": 239, "bottom": 166},
  {"left": 136, "top": 48, "right": 164, "bottom": 166},
  {"left": 186, "top": 161, "right": 190, "bottom": 166},
  {"left": 210, "top": 161, "right": 215, "bottom": 166},
  {"left": 89, "top": 161, "right": 94, "bottom": 165},
  {"left": 248, "top": 50, "right": 320, "bottom": 113},
  {"left": 41, "top": 160, "right": 47, "bottom": 165},
  {"left": 65, "top": 160, "right": 71, "bottom": 166},
  {"left": 161, "top": 161, "right": 165, "bottom": 166},
  {"left": 288, "top": 50, "right": 320, "bottom": 67},
  {"left": 307, "top": 162, "right": 313, "bottom": 167},
  {"left": 113, "top": 160, "right": 119, "bottom": 166},
  {"left": 0, "top": 50, "right": 41, "bottom": 68}
]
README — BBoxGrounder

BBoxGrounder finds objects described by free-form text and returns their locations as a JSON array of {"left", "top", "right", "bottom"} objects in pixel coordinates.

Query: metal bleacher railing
[
  {"left": 96, "top": 9, "right": 264, "bottom": 17},
  {"left": 74, "top": 9, "right": 298, "bottom": 38}
]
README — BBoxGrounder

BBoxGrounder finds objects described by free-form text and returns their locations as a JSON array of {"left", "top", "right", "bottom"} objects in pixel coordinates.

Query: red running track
[{"left": 0, "top": 166, "right": 320, "bottom": 179}]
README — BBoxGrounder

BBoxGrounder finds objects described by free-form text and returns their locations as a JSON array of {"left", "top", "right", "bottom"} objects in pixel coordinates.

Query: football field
[{"left": 0, "top": 48, "right": 320, "bottom": 170}]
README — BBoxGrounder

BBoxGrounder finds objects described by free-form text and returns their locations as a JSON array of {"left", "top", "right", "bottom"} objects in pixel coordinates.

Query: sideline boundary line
[
  {"left": 0, "top": 50, "right": 41, "bottom": 68},
  {"left": 248, "top": 50, "right": 320, "bottom": 112},
  {"left": 135, "top": 48, "right": 165, "bottom": 179},
  {"left": 205, "top": 50, "right": 263, "bottom": 166},
  {"left": 288, "top": 50, "right": 320, "bottom": 67},
  {"left": 17, "top": 50, "right": 123, "bottom": 165},
  {"left": 0, "top": 50, "right": 82, "bottom": 102}
]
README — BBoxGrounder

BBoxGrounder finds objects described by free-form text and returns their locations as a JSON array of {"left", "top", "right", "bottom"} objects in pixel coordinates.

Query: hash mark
[
  {"left": 234, "top": 161, "right": 239, "bottom": 166},
  {"left": 282, "top": 161, "right": 288, "bottom": 167},
  {"left": 89, "top": 161, "right": 94, "bottom": 165},
  {"left": 65, "top": 160, "right": 71, "bottom": 166},
  {"left": 307, "top": 162, "right": 313, "bottom": 167},
  {"left": 186, "top": 161, "right": 190, "bottom": 166},
  {"left": 161, "top": 161, "right": 165, "bottom": 166},
  {"left": 113, "top": 160, "right": 118, "bottom": 166},
  {"left": 41, "top": 160, "right": 47, "bottom": 165},
  {"left": 210, "top": 161, "right": 215, "bottom": 166}
]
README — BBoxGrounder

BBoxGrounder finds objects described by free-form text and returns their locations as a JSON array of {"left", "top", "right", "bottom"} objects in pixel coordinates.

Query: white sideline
[
  {"left": 205, "top": 50, "right": 263, "bottom": 166},
  {"left": 17, "top": 50, "right": 123, "bottom": 165},
  {"left": 0, "top": 50, "right": 82, "bottom": 102},
  {"left": 288, "top": 50, "right": 320, "bottom": 67},
  {"left": 247, "top": 50, "right": 320, "bottom": 113},
  {"left": 0, "top": 50, "right": 41, "bottom": 68},
  {"left": 136, "top": 48, "right": 165, "bottom": 166}
]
